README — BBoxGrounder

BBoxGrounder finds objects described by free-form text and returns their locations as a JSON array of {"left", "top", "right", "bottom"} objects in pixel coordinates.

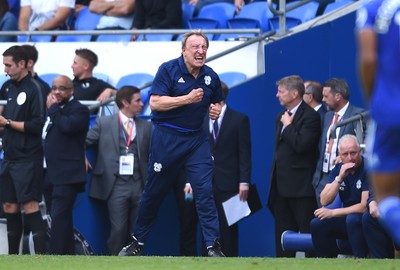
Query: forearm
[
  {"left": 149, "top": 94, "right": 192, "bottom": 111},
  {"left": 320, "top": 182, "right": 340, "bottom": 206},
  {"left": 105, "top": 0, "right": 135, "bottom": 17},
  {"left": 89, "top": 0, "right": 114, "bottom": 14},
  {"left": 18, "top": 7, "right": 31, "bottom": 31},
  {"left": 36, "top": 8, "right": 72, "bottom": 30}
]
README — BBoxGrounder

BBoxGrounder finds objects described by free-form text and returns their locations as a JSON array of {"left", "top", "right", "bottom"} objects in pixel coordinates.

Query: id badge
[
  {"left": 322, "top": 152, "right": 330, "bottom": 173},
  {"left": 119, "top": 155, "right": 134, "bottom": 175}
]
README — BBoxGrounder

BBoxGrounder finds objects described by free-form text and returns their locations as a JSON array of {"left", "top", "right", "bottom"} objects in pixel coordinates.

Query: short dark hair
[
  {"left": 75, "top": 48, "right": 98, "bottom": 68},
  {"left": 324, "top": 78, "right": 350, "bottom": 100},
  {"left": 305, "top": 80, "right": 323, "bottom": 103},
  {"left": 115, "top": 85, "right": 140, "bottom": 109},
  {"left": 220, "top": 81, "right": 229, "bottom": 99},
  {"left": 276, "top": 75, "right": 305, "bottom": 97},
  {"left": 21, "top": 44, "right": 38, "bottom": 63},
  {"left": 3, "top": 45, "right": 29, "bottom": 67}
]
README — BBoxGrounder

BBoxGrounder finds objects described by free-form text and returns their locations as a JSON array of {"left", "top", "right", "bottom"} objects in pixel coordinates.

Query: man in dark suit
[
  {"left": 85, "top": 86, "right": 152, "bottom": 255},
  {"left": 202, "top": 81, "right": 251, "bottom": 256},
  {"left": 312, "top": 78, "right": 366, "bottom": 207},
  {"left": 303, "top": 80, "right": 326, "bottom": 123},
  {"left": 267, "top": 75, "right": 321, "bottom": 257},
  {"left": 44, "top": 75, "right": 90, "bottom": 254}
]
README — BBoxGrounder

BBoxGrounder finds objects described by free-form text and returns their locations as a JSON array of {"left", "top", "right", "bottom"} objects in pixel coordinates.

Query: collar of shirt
[
  {"left": 119, "top": 111, "right": 132, "bottom": 124},
  {"left": 288, "top": 100, "right": 302, "bottom": 115},
  {"left": 314, "top": 104, "right": 322, "bottom": 112},
  {"left": 336, "top": 101, "right": 350, "bottom": 120}
]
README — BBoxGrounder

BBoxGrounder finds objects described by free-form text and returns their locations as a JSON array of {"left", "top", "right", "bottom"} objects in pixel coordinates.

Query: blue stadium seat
[
  {"left": 137, "top": 34, "right": 175, "bottom": 41},
  {"left": 323, "top": 0, "right": 354, "bottom": 14},
  {"left": 188, "top": 2, "right": 236, "bottom": 40},
  {"left": 188, "top": 18, "right": 219, "bottom": 40},
  {"left": 229, "top": 2, "right": 274, "bottom": 33},
  {"left": 219, "top": 72, "right": 247, "bottom": 88},
  {"left": 74, "top": 7, "right": 103, "bottom": 30},
  {"left": 40, "top": 73, "right": 60, "bottom": 86},
  {"left": 55, "top": 35, "right": 92, "bottom": 42},
  {"left": 95, "top": 34, "right": 132, "bottom": 42},
  {"left": 269, "top": 16, "right": 302, "bottom": 33},
  {"left": 18, "top": 35, "right": 53, "bottom": 42},
  {"left": 286, "top": 0, "right": 319, "bottom": 23},
  {"left": 182, "top": 1, "right": 195, "bottom": 29},
  {"left": 116, "top": 73, "right": 154, "bottom": 104}
]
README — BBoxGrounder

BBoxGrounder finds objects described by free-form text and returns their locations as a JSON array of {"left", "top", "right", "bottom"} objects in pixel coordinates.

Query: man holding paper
[{"left": 203, "top": 81, "right": 252, "bottom": 257}]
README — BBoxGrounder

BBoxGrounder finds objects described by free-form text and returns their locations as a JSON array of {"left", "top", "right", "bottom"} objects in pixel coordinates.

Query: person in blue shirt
[
  {"left": 118, "top": 30, "right": 225, "bottom": 257},
  {"left": 310, "top": 134, "right": 369, "bottom": 258},
  {"left": 357, "top": 0, "right": 400, "bottom": 247},
  {"left": 0, "top": 0, "right": 18, "bottom": 42}
]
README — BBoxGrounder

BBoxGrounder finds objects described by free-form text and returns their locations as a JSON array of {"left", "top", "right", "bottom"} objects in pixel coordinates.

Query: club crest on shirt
[
  {"left": 356, "top": 179, "right": 362, "bottom": 189},
  {"left": 204, "top": 75, "right": 211, "bottom": 86},
  {"left": 82, "top": 82, "right": 90, "bottom": 88},
  {"left": 17, "top": 92, "right": 26, "bottom": 105},
  {"left": 153, "top": 162, "right": 162, "bottom": 172}
]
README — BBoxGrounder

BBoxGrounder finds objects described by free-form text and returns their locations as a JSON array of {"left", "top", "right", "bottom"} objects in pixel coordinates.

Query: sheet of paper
[{"left": 222, "top": 194, "right": 251, "bottom": 226}]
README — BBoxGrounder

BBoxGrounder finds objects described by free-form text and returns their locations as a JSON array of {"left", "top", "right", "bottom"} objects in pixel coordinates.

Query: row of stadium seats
[{"left": 15, "top": 0, "right": 355, "bottom": 43}]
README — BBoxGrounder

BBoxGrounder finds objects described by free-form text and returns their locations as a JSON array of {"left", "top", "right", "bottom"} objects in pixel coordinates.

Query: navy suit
[
  {"left": 204, "top": 106, "right": 252, "bottom": 257},
  {"left": 44, "top": 98, "right": 90, "bottom": 254},
  {"left": 312, "top": 103, "right": 366, "bottom": 207},
  {"left": 268, "top": 101, "right": 320, "bottom": 257}
]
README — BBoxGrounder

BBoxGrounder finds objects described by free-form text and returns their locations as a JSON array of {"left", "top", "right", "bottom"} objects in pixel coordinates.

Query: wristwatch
[{"left": 5, "top": 119, "right": 11, "bottom": 127}]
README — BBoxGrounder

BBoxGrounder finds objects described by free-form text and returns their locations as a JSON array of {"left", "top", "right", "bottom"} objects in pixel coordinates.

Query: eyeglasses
[{"left": 51, "top": 86, "right": 72, "bottom": 91}]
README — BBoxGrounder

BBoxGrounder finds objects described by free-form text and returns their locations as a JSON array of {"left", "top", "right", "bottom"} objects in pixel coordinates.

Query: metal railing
[
  {"left": 0, "top": 28, "right": 263, "bottom": 41},
  {"left": 330, "top": 111, "right": 369, "bottom": 146},
  {"left": 267, "top": 0, "right": 314, "bottom": 34}
]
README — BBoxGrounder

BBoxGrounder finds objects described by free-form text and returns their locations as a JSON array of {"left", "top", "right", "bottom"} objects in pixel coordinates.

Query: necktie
[
  {"left": 125, "top": 119, "right": 133, "bottom": 134},
  {"left": 213, "top": 120, "right": 219, "bottom": 142},
  {"left": 327, "top": 113, "right": 339, "bottom": 169}
]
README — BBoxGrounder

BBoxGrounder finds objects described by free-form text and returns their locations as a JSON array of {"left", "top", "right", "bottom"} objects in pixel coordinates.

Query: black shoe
[
  {"left": 118, "top": 236, "right": 144, "bottom": 256},
  {"left": 207, "top": 239, "right": 225, "bottom": 257}
]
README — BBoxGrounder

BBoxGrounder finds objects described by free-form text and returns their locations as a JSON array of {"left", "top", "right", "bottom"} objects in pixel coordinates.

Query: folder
[{"left": 222, "top": 184, "right": 262, "bottom": 226}]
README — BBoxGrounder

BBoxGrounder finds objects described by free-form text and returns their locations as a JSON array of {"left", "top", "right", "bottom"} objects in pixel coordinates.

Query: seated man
[
  {"left": 89, "top": 0, "right": 135, "bottom": 31},
  {"left": 310, "top": 134, "right": 369, "bottom": 258},
  {"left": 18, "top": 0, "right": 74, "bottom": 31}
]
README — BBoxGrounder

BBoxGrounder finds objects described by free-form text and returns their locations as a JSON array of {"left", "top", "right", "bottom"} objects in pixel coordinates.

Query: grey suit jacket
[
  {"left": 85, "top": 114, "right": 152, "bottom": 200},
  {"left": 312, "top": 103, "right": 365, "bottom": 189}
]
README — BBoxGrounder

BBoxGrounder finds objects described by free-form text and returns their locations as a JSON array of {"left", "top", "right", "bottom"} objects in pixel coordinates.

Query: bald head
[{"left": 51, "top": 75, "right": 74, "bottom": 104}]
